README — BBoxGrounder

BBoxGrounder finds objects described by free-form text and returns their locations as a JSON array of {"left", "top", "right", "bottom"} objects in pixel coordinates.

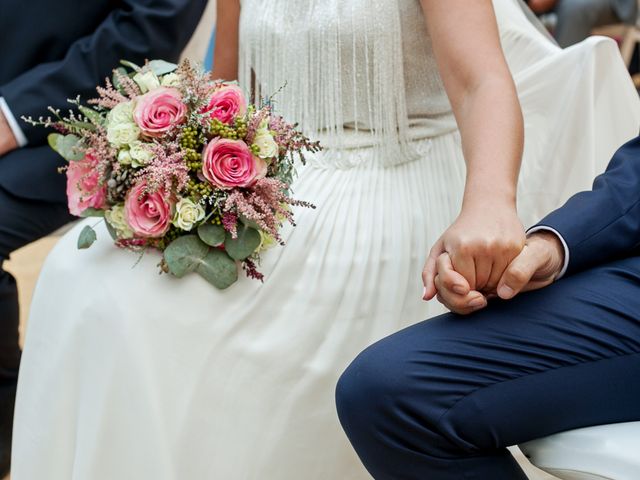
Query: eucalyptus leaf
[
  {"left": 148, "top": 59, "right": 178, "bottom": 76},
  {"left": 80, "top": 208, "right": 105, "bottom": 218},
  {"left": 104, "top": 219, "right": 118, "bottom": 241},
  {"left": 196, "top": 249, "right": 238, "bottom": 289},
  {"left": 197, "top": 223, "right": 226, "bottom": 247},
  {"left": 48, "top": 133, "right": 85, "bottom": 162},
  {"left": 164, "top": 235, "right": 209, "bottom": 278},
  {"left": 79, "top": 105, "right": 105, "bottom": 127},
  {"left": 112, "top": 66, "right": 129, "bottom": 94},
  {"left": 77, "top": 225, "right": 97, "bottom": 250},
  {"left": 119, "top": 60, "right": 141, "bottom": 72},
  {"left": 225, "top": 224, "right": 261, "bottom": 261}
]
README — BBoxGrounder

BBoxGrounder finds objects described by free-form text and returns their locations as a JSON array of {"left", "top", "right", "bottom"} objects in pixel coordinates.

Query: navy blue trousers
[{"left": 336, "top": 256, "right": 640, "bottom": 479}]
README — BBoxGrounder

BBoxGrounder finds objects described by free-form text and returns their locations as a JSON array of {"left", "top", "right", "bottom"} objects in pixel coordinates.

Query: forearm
[{"left": 456, "top": 75, "right": 523, "bottom": 210}]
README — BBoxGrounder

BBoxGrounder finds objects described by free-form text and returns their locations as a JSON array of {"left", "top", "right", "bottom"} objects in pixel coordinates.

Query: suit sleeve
[
  {"left": 0, "top": 0, "right": 207, "bottom": 145},
  {"left": 534, "top": 135, "right": 640, "bottom": 276}
]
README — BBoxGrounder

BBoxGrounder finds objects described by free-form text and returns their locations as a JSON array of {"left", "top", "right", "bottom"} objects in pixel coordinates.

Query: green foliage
[
  {"left": 164, "top": 235, "right": 239, "bottom": 289},
  {"left": 194, "top": 249, "right": 238, "bottom": 289},
  {"left": 225, "top": 223, "right": 261, "bottom": 261},
  {"left": 197, "top": 224, "right": 226, "bottom": 247},
  {"left": 119, "top": 60, "right": 141, "bottom": 72},
  {"left": 77, "top": 225, "right": 97, "bottom": 249},
  {"left": 164, "top": 235, "right": 209, "bottom": 278},
  {"left": 148, "top": 59, "right": 178, "bottom": 76},
  {"left": 48, "top": 133, "right": 85, "bottom": 162},
  {"left": 79, "top": 105, "right": 105, "bottom": 127},
  {"left": 80, "top": 208, "right": 105, "bottom": 218}
]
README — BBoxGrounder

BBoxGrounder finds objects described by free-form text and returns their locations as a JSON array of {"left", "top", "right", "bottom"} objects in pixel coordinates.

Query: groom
[
  {"left": 0, "top": 0, "right": 206, "bottom": 475},
  {"left": 336, "top": 136, "right": 640, "bottom": 479}
]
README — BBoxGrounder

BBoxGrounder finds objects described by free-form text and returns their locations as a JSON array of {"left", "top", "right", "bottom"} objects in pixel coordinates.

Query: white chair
[{"left": 520, "top": 422, "right": 640, "bottom": 479}]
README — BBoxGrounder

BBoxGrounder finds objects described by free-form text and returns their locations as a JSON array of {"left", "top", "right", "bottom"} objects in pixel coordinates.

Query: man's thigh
[
  {"left": 0, "top": 186, "right": 73, "bottom": 260},
  {"left": 357, "top": 255, "right": 640, "bottom": 452}
]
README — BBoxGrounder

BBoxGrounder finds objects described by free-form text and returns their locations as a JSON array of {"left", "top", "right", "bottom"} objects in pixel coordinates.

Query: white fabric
[
  {"left": 12, "top": 0, "right": 640, "bottom": 478},
  {"left": 0, "top": 97, "right": 28, "bottom": 147},
  {"left": 520, "top": 422, "right": 640, "bottom": 480},
  {"left": 527, "top": 226, "right": 570, "bottom": 279}
]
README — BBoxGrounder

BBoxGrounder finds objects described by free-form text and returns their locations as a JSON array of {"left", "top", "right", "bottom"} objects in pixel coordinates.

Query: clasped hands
[{"left": 422, "top": 203, "right": 565, "bottom": 315}]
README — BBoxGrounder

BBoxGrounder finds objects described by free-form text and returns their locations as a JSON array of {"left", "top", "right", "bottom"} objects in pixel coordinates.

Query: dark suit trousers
[
  {"left": 0, "top": 186, "right": 72, "bottom": 387},
  {"left": 336, "top": 256, "right": 640, "bottom": 479}
]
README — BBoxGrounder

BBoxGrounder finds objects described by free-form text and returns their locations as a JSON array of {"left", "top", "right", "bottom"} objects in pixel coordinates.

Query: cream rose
[
  {"left": 160, "top": 73, "right": 181, "bottom": 87},
  {"left": 107, "top": 122, "right": 141, "bottom": 146},
  {"left": 133, "top": 71, "right": 161, "bottom": 93},
  {"left": 173, "top": 197, "right": 206, "bottom": 231},
  {"left": 129, "top": 141, "right": 154, "bottom": 166},
  {"left": 117, "top": 149, "right": 133, "bottom": 165},
  {"left": 253, "top": 129, "right": 278, "bottom": 159},
  {"left": 107, "top": 101, "right": 135, "bottom": 126},
  {"left": 105, "top": 204, "right": 134, "bottom": 239}
]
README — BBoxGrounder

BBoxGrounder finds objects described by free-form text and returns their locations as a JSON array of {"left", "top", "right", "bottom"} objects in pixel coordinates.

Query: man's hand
[
  {"left": 432, "top": 231, "right": 564, "bottom": 315},
  {"left": 496, "top": 230, "right": 565, "bottom": 299},
  {"left": 0, "top": 109, "right": 18, "bottom": 157}
]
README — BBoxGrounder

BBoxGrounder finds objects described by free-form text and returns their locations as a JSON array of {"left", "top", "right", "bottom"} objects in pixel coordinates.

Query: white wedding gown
[{"left": 12, "top": 1, "right": 640, "bottom": 479}]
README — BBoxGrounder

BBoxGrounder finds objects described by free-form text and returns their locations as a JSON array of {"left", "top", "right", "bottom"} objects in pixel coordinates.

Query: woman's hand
[
  {"left": 423, "top": 200, "right": 525, "bottom": 301},
  {"left": 431, "top": 231, "right": 564, "bottom": 315}
]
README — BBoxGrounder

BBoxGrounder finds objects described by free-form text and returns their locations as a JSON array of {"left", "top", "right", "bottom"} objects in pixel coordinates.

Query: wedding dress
[{"left": 12, "top": 1, "right": 640, "bottom": 478}]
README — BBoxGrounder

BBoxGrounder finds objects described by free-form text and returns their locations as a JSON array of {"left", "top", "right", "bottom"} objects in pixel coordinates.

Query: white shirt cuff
[
  {"left": 0, "top": 97, "right": 28, "bottom": 147},
  {"left": 527, "top": 226, "right": 569, "bottom": 280}
]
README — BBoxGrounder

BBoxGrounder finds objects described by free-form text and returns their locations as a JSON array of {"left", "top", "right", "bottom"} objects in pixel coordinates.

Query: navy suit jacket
[
  {"left": 537, "top": 136, "right": 640, "bottom": 276},
  {"left": 0, "top": 0, "right": 207, "bottom": 203}
]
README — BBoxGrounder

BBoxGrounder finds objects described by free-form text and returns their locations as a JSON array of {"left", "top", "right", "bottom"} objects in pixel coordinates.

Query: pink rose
[
  {"left": 201, "top": 84, "right": 247, "bottom": 125},
  {"left": 124, "top": 181, "right": 173, "bottom": 238},
  {"left": 202, "top": 138, "right": 267, "bottom": 189},
  {"left": 66, "top": 154, "right": 106, "bottom": 216},
  {"left": 134, "top": 87, "right": 187, "bottom": 138}
]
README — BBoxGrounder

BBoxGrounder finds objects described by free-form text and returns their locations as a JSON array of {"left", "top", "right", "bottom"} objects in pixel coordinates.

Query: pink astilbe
[
  {"left": 113, "top": 70, "right": 142, "bottom": 99},
  {"left": 84, "top": 126, "right": 118, "bottom": 180},
  {"left": 222, "top": 212, "right": 238, "bottom": 238},
  {"left": 224, "top": 178, "right": 314, "bottom": 243},
  {"left": 89, "top": 77, "right": 129, "bottom": 109},
  {"left": 242, "top": 258, "right": 264, "bottom": 282},
  {"left": 177, "top": 59, "right": 216, "bottom": 109},
  {"left": 137, "top": 141, "right": 189, "bottom": 194}
]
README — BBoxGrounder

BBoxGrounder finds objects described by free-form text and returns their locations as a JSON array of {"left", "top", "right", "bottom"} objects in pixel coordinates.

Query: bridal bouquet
[{"left": 28, "top": 59, "right": 320, "bottom": 289}]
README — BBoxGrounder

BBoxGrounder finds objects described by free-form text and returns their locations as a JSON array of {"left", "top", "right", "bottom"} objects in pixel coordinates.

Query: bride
[{"left": 11, "top": 0, "right": 639, "bottom": 478}]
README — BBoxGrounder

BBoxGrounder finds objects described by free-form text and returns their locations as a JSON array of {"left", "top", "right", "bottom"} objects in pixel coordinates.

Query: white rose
[
  {"left": 107, "top": 101, "right": 135, "bottom": 127},
  {"left": 105, "top": 205, "right": 134, "bottom": 239},
  {"left": 160, "top": 73, "right": 181, "bottom": 87},
  {"left": 253, "top": 129, "right": 278, "bottom": 159},
  {"left": 129, "top": 141, "right": 154, "bottom": 167},
  {"left": 117, "top": 149, "right": 133, "bottom": 165},
  {"left": 133, "top": 71, "right": 161, "bottom": 93},
  {"left": 173, "top": 198, "right": 206, "bottom": 231},
  {"left": 107, "top": 122, "right": 141, "bottom": 146}
]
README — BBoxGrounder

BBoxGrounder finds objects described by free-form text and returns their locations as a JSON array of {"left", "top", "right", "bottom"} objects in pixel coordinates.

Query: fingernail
[
  {"left": 468, "top": 297, "right": 486, "bottom": 308},
  {"left": 498, "top": 285, "right": 514, "bottom": 299},
  {"left": 453, "top": 285, "right": 467, "bottom": 295},
  {"left": 422, "top": 287, "right": 427, "bottom": 301}
]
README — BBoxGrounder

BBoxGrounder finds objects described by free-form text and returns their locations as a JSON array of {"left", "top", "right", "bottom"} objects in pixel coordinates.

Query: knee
[
  {"left": 336, "top": 342, "right": 398, "bottom": 438},
  {"left": 336, "top": 326, "right": 454, "bottom": 456}
]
